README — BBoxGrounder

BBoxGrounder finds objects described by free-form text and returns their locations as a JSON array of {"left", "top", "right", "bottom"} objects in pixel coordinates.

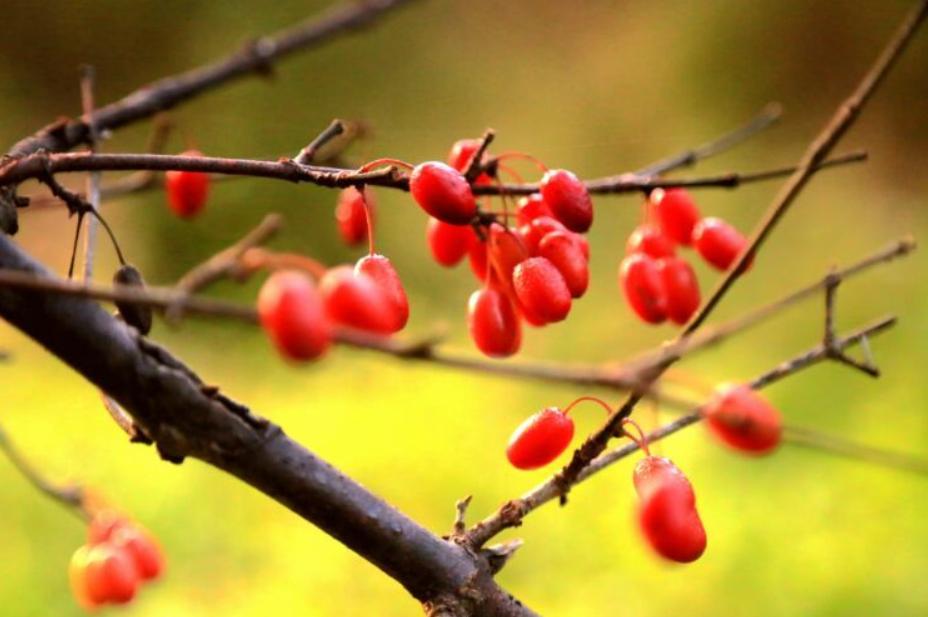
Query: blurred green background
[{"left": 0, "top": 1, "right": 926, "bottom": 615}]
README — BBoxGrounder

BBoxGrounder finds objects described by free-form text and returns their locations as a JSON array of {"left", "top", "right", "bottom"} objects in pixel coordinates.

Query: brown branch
[
  {"left": 783, "top": 425, "right": 928, "bottom": 476},
  {"left": 294, "top": 119, "right": 347, "bottom": 165},
  {"left": 552, "top": 0, "right": 928, "bottom": 496},
  {"left": 7, "top": 0, "right": 415, "bottom": 158},
  {"left": 464, "top": 315, "right": 897, "bottom": 548}
]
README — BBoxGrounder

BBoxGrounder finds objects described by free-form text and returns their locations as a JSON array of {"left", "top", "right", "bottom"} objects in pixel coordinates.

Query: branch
[
  {"left": 783, "top": 425, "right": 928, "bottom": 476},
  {"left": 552, "top": 0, "right": 928, "bottom": 495},
  {"left": 464, "top": 314, "right": 897, "bottom": 548}
]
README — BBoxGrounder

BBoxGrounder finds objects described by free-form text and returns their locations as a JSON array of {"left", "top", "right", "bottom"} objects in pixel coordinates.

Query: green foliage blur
[{"left": 0, "top": 1, "right": 926, "bottom": 615}]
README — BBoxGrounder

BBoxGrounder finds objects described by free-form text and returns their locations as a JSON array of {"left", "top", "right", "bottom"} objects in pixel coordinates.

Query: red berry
[
  {"left": 619, "top": 254, "right": 666, "bottom": 324},
  {"left": 519, "top": 215, "right": 566, "bottom": 255},
  {"left": 467, "top": 286, "right": 521, "bottom": 357},
  {"left": 469, "top": 241, "right": 489, "bottom": 282},
  {"left": 110, "top": 527, "right": 165, "bottom": 581},
  {"left": 516, "top": 194, "right": 554, "bottom": 226},
  {"left": 84, "top": 544, "right": 140, "bottom": 604},
  {"left": 693, "top": 217, "right": 750, "bottom": 271},
  {"left": 488, "top": 223, "right": 530, "bottom": 289},
  {"left": 258, "top": 270, "right": 331, "bottom": 361},
  {"left": 355, "top": 254, "right": 409, "bottom": 333},
  {"left": 506, "top": 407, "right": 575, "bottom": 470},
  {"left": 539, "top": 169, "right": 593, "bottom": 233},
  {"left": 409, "top": 162, "right": 477, "bottom": 224},
  {"left": 703, "top": 384, "right": 782, "bottom": 454},
  {"left": 513, "top": 257, "right": 572, "bottom": 324},
  {"left": 626, "top": 224, "right": 676, "bottom": 259},
  {"left": 448, "top": 139, "right": 482, "bottom": 171},
  {"left": 165, "top": 150, "right": 209, "bottom": 218},
  {"left": 335, "top": 187, "right": 374, "bottom": 247},
  {"left": 87, "top": 511, "right": 131, "bottom": 545},
  {"left": 656, "top": 257, "right": 700, "bottom": 325},
  {"left": 69, "top": 545, "right": 99, "bottom": 609},
  {"left": 319, "top": 265, "right": 395, "bottom": 334},
  {"left": 634, "top": 456, "right": 706, "bottom": 563},
  {"left": 650, "top": 188, "right": 700, "bottom": 245},
  {"left": 539, "top": 231, "right": 589, "bottom": 298},
  {"left": 426, "top": 218, "right": 475, "bottom": 267}
]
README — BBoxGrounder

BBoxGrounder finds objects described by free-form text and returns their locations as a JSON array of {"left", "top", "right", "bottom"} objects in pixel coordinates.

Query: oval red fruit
[
  {"left": 693, "top": 217, "right": 749, "bottom": 271},
  {"left": 506, "top": 407, "right": 575, "bottom": 470},
  {"left": 469, "top": 241, "right": 489, "bottom": 282},
  {"left": 355, "top": 254, "right": 409, "bottom": 333},
  {"left": 513, "top": 257, "right": 572, "bottom": 324},
  {"left": 488, "top": 224, "right": 530, "bottom": 289},
  {"left": 516, "top": 194, "right": 554, "bottom": 226},
  {"left": 626, "top": 224, "right": 676, "bottom": 258},
  {"left": 539, "top": 169, "right": 593, "bottom": 233},
  {"left": 650, "top": 188, "right": 700, "bottom": 245},
  {"left": 87, "top": 511, "right": 131, "bottom": 545},
  {"left": 538, "top": 231, "right": 589, "bottom": 298},
  {"left": 409, "top": 162, "right": 477, "bottom": 224},
  {"left": 258, "top": 270, "right": 332, "bottom": 361},
  {"left": 110, "top": 527, "right": 165, "bottom": 581},
  {"left": 633, "top": 456, "right": 706, "bottom": 563},
  {"left": 84, "top": 544, "right": 140, "bottom": 604},
  {"left": 703, "top": 383, "right": 782, "bottom": 454},
  {"left": 519, "top": 215, "right": 566, "bottom": 256},
  {"left": 656, "top": 257, "right": 700, "bottom": 325},
  {"left": 619, "top": 254, "right": 666, "bottom": 324},
  {"left": 335, "top": 187, "right": 374, "bottom": 247},
  {"left": 467, "top": 286, "right": 521, "bottom": 357},
  {"left": 426, "top": 218, "right": 475, "bottom": 267},
  {"left": 165, "top": 150, "right": 209, "bottom": 218},
  {"left": 319, "top": 265, "right": 395, "bottom": 334}
]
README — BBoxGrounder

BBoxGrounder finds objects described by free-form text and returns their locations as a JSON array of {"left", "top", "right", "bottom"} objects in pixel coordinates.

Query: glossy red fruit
[
  {"left": 704, "top": 384, "right": 782, "bottom": 454},
  {"left": 319, "top": 266, "right": 395, "bottom": 334},
  {"left": 506, "top": 407, "right": 575, "bottom": 470},
  {"left": 84, "top": 544, "right": 140, "bottom": 604},
  {"left": 448, "top": 139, "right": 493, "bottom": 185},
  {"left": 656, "top": 257, "right": 700, "bottom": 325},
  {"left": 355, "top": 254, "right": 409, "bottom": 333},
  {"left": 540, "top": 169, "right": 593, "bottom": 233},
  {"left": 650, "top": 188, "right": 700, "bottom": 245},
  {"left": 258, "top": 270, "right": 331, "bottom": 361},
  {"left": 626, "top": 224, "right": 676, "bottom": 258},
  {"left": 409, "top": 162, "right": 477, "bottom": 224},
  {"left": 467, "top": 286, "right": 521, "bottom": 357},
  {"left": 165, "top": 150, "right": 209, "bottom": 218},
  {"left": 634, "top": 456, "right": 706, "bottom": 563},
  {"left": 469, "top": 241, "right": 489, "bottom": 282},
  {"left": 619, "top": 254, "right": 666, "bottom": 324},
  {"left": 110, "top": 527, "right": 165, "bottom": 581},
  {"left": 488, "top": 224, "right": 530, "bottom": 289},
  {"left": 69, "top": 545, "right": 100, "bottom": 609},
  {"left": 335, "top": 187, "right": 375, "bottom": 247},
  {"left": 519, "top": 215, "right": 566, "bottom": 255},
  {"left": 513, "top": 257, "right": 572, "bottom": 323},
  {"left": 87, "top": 511, "right": 131, "bottom": 545},
  {"left": 693, "top": 217, "right": 749, "bottom": 271},
  {"left": 516, "top": 194, "right": 554, "bottom": 226},
  {"left": 426, "top": 218, "right": 475, "bottom": 267},
  {"left": 539, "top": 231, "right": 589, "bottom": 298}
]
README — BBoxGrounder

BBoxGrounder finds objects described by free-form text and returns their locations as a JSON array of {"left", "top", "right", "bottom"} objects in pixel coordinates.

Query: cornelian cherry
[
  {"left": 619, "top": 254, "right": 666, "bottom": 324},
  {"left": 626, "top": 224, "right": 676, "bottom": 258},
  {"left": 319, "top": 265, "right": 395, "bottom": 334},
  {"left": 447, "top": 138, "right": 493, "bottom": 184},
  {"left": 633, "top": 456, "right": 706, "bottom": 563},
  {"left": 539, "top": 231, "right": 589, "bottom": 298},
  {"left": 87, "top": 510, "right": 131, "bottom": 545},
  {"left": 467, "top": 286, "right": 521, "bottom": 357},
  {"left": 656, "top": 257, "right": 700, "bottom": 325},
  {"left": 409, "top": 162, "right": 477, "bottom": 224},
  {"left": 693, "top": 217, "right": 750, "bottom": 271},
  {"left": 650, "top": 188, "right": 700, "bottom": 245},
  {"left": 110, "top": 527, "right": 165, "bottom": 581},
  {"left": 506, "top": 407, "right": 575, "bottom": 470},
  {"left": 468, "top": 241, "right": 489, "bottom": 282},
  {"left": 703, "top": 383, "right": 782, "bottom": 454},
  {"left": 355, "top": 254, "right": 409, "bottom": 333},
  {"left": 426, "top": 218, "right": 475, "bottom": 267},
  {"left": 165, "top": 150, "right": 209, "bottom": 218},
  {"left": 335, "top": 187, "right": 375, "bottom": 247},
  {"left": 513, "top": 257, "right": 572, "bottom": 324},
  {"left": 488, "top": 224, "right": 530, "bottom": 289},
  {"left": 258, "top": 270, "right": 332, "bottom": 361},
  {"left": 519, "top": 215, "right": 566, "bottom": 255},
  {"left": 540, "top": 169, "right": 593, "bottom": 233},
  {"left": 516, "top": 194, "right": 554, "bottom": 226},
  {"left": 75, "top": 543, "right": 140, "bottom": 605}
]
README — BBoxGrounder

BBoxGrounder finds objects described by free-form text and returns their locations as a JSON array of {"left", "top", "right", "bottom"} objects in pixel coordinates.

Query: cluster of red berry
[
  {"left": 620, "top": 188, "right": 748, "bottom": 325},
  {"left": 416, "top": 140, "right": 593, "bottom": 357},
  {"left": 503, "top": 385, "right": 781, "bottom": 562},
  {"left": 69, "top": 511, "right": 164, "bottom": 609}
]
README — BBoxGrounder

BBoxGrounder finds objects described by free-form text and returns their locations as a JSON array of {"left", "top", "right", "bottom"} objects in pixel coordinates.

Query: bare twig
[
  {"left": 784, "top": 425, "right": 928, "bottom": 476},
  {"left": 294, "top": 119, "right": 347, "bottom": 165},
  {"left": 80, "top": 65, "right": 101, "bottom": 282}
]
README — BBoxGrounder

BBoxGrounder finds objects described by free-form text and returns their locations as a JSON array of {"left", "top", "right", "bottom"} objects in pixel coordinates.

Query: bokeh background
[{"left": 0, "top": 1, "right": 926, "bottom": 615}]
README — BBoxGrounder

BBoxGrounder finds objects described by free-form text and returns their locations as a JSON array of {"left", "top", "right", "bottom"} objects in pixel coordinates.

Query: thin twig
[
  {"left": 294, "top": 119, "right": 346, "bottom": 165},
  {"left": 783, "top": 425, "right": 928, "bottom": 476},
  {"left": 80, "top": 65, "right": 101, "bottom": 282}
]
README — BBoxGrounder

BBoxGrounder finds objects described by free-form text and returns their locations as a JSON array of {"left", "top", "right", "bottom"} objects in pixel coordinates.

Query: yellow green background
[{"left": 0, "top": 1, "right": 926, "bottom": 615}]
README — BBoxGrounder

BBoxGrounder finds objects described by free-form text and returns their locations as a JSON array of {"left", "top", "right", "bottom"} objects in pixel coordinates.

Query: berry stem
[
  {"left": 620, "top": 418, "right": 651, "bottom": 456},
  {"left": 356, "top": 157, "right": 414, "bottom": 174},
  {"left": 359, "top": 188, "right": 376, "bottom": 256},
  {"left": 494, "top": 151, "right": 549, "bottom": 174},
  {"left": 562, "top": 395, "right": 614, "bottom": 417}
]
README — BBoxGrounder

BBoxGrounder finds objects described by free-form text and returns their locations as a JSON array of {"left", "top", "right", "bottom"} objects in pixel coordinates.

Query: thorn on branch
[
  {"left": 451, "top": 495, "right": 472, "bottom": 538},
  {"left": 480, "top": 539, "right": 524, "bottom": 575},
  {"left": 464, "top": 129, "right": 495, "bottom": 183}
]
